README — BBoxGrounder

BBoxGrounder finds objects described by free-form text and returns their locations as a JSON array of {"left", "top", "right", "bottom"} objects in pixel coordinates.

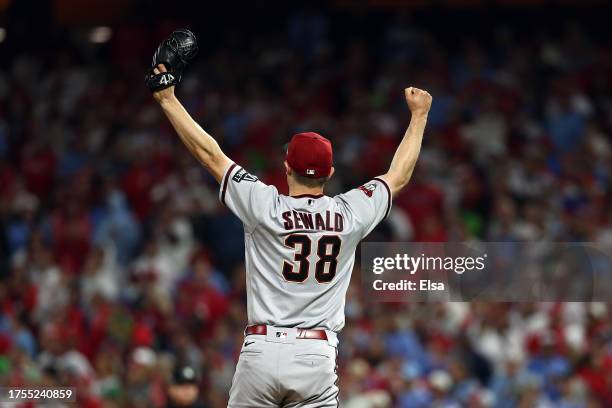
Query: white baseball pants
[{"left": 228, "top": 326, "right": 339, "bottom": 407}]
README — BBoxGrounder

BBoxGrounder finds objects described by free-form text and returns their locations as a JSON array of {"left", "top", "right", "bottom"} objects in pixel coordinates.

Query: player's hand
[
  {"left": 146, "top": 29, "right": 197, "bottom": 100},
  {"left": 405, "top": 87, "right": 432, "bottom": 117},
  {"left": 152, "top": 64, "right": 175, "bottom": 103}
]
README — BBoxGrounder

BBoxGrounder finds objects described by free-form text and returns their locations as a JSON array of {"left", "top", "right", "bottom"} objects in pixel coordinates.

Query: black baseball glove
[{"left": 145, "top": 29, "right": 198, "bottom": 92}]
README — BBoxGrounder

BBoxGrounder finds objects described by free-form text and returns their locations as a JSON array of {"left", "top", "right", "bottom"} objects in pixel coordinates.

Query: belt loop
[{"left": 325, "top": 330, "right": 338, "bottom": 347}]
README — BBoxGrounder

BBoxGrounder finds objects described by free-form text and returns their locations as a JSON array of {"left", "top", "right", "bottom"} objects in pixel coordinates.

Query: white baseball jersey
[{"left": 219, "top": 163, "right": 391, "bottom": 333}]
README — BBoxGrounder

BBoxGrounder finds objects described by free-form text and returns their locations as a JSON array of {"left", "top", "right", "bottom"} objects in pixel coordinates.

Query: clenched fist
[{"left": 405, "top": 87, "right": 432, "bottom": 116}]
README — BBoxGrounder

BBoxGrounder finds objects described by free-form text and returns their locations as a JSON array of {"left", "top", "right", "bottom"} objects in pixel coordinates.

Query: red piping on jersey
[
  {"left": 290, "top": 193, "right": 325, "bottom": 199},
  {"left": 221, "top": 163, "right": 238, "bottom": 206},
  {"left": 373, "top": 177, "right": 391, "bottom": 219}
]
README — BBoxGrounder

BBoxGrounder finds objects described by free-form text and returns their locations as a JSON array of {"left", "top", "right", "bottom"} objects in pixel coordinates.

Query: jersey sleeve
[
  {"left": 336, "top": 177, "right": 392, "bottom": 238},
  {"left": 219, "top": 163, "right": 278, "bottom": 233}
]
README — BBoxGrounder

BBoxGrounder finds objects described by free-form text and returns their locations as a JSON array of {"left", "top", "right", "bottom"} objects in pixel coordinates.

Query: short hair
[{"left": 293, "top": 173, "right": 330, "bottom": 188}]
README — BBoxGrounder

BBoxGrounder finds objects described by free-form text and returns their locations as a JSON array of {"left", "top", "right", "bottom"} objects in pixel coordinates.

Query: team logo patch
[
  {"left": 276, "top": 331, "right": 288, "bottom": 338},
  {"left": 358, "top": 182, "right": 377, "bottom": 197},
  {"left": 232, "top": 168, "right": 258, "bottom": 183}
]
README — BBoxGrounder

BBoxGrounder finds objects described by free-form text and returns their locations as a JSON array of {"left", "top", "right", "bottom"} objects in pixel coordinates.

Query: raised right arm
[{"left": 152, "top": 64, "right": 231, "bottom": 183}]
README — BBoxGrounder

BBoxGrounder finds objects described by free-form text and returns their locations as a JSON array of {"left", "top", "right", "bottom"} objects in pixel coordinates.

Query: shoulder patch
[
  {"left": 358, "top": 182, "right": 377, "bottom": 197},
  {"left": 232, "top": 168, "right": 258, "bottom": 183}
]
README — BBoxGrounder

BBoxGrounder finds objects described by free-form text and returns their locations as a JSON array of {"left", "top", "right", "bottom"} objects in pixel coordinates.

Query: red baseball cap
[{"left": 286, "top": 132, "right": 333, "bottom": 179}]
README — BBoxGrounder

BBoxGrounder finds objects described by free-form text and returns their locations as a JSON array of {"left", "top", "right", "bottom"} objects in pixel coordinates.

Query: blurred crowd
[{"left": 1, "top": 9, "right": 612, "bottom": 408}]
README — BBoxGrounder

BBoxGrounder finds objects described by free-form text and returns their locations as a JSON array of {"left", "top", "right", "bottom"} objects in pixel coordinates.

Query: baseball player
[{"left": 146, "top": 30, "right": 432, "bottom": 407}]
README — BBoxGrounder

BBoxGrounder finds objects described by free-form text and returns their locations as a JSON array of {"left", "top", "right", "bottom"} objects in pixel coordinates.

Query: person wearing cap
[
  {"left": 166, "top": 364, "right": 206, "bottom": 408},
  {"left": 152, "top": 65, "right": 432, "bottom": 407}
]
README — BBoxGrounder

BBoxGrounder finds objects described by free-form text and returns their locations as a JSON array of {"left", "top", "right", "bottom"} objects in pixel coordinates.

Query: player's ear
[
  {"left": 284, "top": 161, "right": 292, "bottom": 175},
  {"left": 329, "top": 167, "right": 335, "bottom": 178}
]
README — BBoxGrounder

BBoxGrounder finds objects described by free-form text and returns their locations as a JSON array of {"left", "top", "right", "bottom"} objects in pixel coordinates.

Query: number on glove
[{"left": 159, "top": 73, "right": 174, "bottom": 85}]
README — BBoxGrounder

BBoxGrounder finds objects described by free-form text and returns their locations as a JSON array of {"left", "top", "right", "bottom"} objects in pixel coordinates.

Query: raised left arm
[{"left": 379, "top": 87, "right": 432, "bottom": 197}]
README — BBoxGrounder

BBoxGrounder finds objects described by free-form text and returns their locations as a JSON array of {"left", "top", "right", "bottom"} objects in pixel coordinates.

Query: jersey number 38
[{"left": 282, "top": 234, "right": 341, "bottom": 284}]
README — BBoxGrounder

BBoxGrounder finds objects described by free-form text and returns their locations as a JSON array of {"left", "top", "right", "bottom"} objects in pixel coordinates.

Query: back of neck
[{"left": 288, "top": 186, "right": 324, "bottom": 197}]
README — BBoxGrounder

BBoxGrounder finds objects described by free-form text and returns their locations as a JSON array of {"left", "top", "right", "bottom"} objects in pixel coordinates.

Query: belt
[{"left": 245, "top": 324, "right": 328, "bottom": 340}]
